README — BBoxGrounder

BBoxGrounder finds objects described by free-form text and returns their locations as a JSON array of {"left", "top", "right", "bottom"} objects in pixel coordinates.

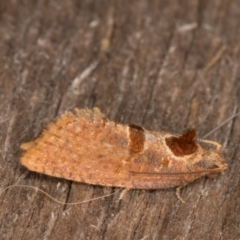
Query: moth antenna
[
  {"left": 202, "top": 112, "right": 240, "bottom": 139},
  {"left": 0, "top": 184, "right": 121, "bottom": 205}
]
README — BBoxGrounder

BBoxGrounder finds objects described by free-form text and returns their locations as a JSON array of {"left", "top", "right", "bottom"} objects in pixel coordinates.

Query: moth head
[
  {"left": 196, "top": 139, "right": 227, "bottom": 177},
  {"left": 165, "top": 129, "right": 227, "bottom": 177}
]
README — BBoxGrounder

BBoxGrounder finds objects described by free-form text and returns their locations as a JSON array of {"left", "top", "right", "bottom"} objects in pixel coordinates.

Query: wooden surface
[{"left": 1, "top": 1, "right": 240, "bottom": 239}]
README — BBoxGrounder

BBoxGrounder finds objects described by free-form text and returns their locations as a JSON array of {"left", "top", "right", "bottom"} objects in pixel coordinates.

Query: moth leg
[
  {"left": 176, "top": 186, "right": 186, "bottom": 203},
  {"left": 119, "top": 188, "right": 130, "bottom": 200}
]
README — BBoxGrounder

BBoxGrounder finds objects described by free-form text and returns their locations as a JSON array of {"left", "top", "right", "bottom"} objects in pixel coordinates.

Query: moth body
[{"left": 20, "top": 108, "right": 227, "bottom": 189}]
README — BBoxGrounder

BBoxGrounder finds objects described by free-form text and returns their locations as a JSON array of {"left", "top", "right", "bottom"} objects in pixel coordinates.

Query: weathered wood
[{"left": 0, "top": 1, "right": 240, "bottom": 239}]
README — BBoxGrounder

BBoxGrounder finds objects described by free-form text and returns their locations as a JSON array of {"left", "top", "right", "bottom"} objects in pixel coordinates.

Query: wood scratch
[
  {"left": 3, "top": 113, "right": 17, "bottom": 160},
  {"left": 201, "top": 45, "right": 227, "bottom": 76}
]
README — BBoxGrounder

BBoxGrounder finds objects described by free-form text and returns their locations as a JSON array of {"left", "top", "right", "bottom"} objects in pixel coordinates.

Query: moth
[{"left": 20, "top": 108, "right": 227, "bottom": 189}]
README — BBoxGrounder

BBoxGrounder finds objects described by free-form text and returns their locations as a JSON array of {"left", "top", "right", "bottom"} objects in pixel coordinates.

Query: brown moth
[{"left": 20, "top": 108, "right": 227, "bottom": 189}]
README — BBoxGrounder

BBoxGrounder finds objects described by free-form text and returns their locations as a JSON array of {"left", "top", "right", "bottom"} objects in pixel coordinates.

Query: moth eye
[{"left": 165, "top": 129, "right": 198, "bottom": 157}]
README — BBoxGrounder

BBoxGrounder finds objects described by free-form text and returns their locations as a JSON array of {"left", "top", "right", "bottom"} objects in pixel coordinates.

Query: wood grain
[{"left": 0, "top": 1, "right": 240, "bottom": 239}]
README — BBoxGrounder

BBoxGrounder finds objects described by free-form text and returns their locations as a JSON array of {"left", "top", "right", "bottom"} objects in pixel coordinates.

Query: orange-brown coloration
[
  {"left": 161, "top": 158, "right": 170, "bottom": 167},
  {"left": 165, "top": 129, "right": 198, "bottom": 157},
  {"left": 20, "top": 108, "right": 227, "bottom": 189},
  {"left": 129, "top": 124, "right": 145, "bottom": 157}
]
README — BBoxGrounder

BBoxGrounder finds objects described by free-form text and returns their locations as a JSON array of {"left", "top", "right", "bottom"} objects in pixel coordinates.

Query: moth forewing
[{"left": 20, "top": 108, "right": 227, "bottom": 190}]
